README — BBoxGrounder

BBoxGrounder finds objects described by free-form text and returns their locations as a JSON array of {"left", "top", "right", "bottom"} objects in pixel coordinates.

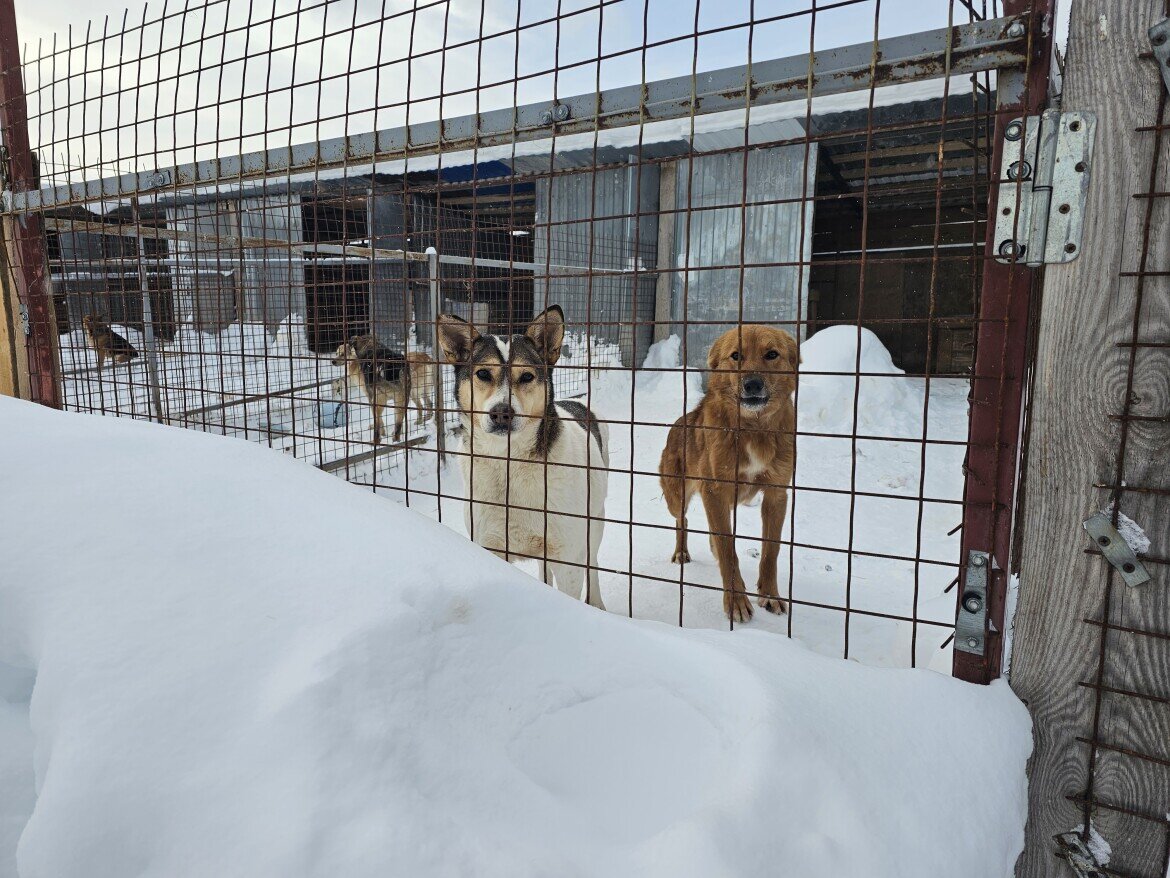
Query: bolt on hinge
[
  {"left": 1149, "top": 20, "right": 1170, "bottom": 95},
  {"left": 955, "top": 550, "right": 990, "bottom": 656},
  {"left": 994, "top": 110, "right": 1096, "bottom": 267},
  {"left": 1082, "top": 512, "right": 1151, "bottom": 587}
]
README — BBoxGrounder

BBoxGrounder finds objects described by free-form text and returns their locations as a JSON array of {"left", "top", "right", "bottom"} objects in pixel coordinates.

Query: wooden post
[
  {"left": 0, "top": 220, "right": 31, "bottom": 398},
  {"left": 652, "top": 160, "right": 676, "bottom": 345},
  {"left": 0, "top": 0, "right": 59, "bottom": 406},
  {"left": 1008, "top": 1, "right": 1170, "bottom": 874}
]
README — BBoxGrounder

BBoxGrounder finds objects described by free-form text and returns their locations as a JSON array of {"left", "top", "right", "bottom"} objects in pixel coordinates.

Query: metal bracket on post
[
  {"left": 17, "top": 302, "right": 29, "bottom": 335},
  {"left": 1054, "top": 831, "right": 1109, "bottom": 878},
  {"left": 994, "top": 110, "right": 1096, "bottom": 267},
  {"left": 1149, "top": 20, "right": 1170, "bottom": 95},
  {"left": 1082, "top": 512, "right": 1152, "bottom": 587},
  {"left": 955, "top": 550, "right": 991, "bottom": 656},
  {"left": 129, "top": 197, "right": 167, "bottom": 425}
]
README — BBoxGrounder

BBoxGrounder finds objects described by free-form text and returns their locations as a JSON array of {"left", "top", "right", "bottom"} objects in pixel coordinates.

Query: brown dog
[
  {"left": 659, "top": 325, "right": 799, "bottom": 622},
  {"left": 82, "top": 314, "right": 139, "bottom": 372}
]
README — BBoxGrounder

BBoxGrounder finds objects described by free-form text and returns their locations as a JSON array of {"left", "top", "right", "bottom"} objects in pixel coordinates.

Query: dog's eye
[
  {"left": 729, "top": 351, "right": 740, "bottom": 361},
  {"left": 475, "top": 368, "right": 492, "bottom": 381},
  {"left": 764, "top": 350, "right": 779, "bottom": 360},
  {"left": 517, "top": 372, "right": 536, "bottom": 384}
]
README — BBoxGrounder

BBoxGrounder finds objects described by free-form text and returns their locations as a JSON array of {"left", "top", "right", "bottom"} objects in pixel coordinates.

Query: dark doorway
[{"left": 305, "top": 264, "right": 370, "bottom": 353}]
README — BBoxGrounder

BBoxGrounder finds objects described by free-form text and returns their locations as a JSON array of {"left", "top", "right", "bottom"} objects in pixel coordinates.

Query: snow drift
[
  {"left": 0, "top": 396, "right": 1029, "bottom": 877},
  {"left": 799, "top": 326, "right": 926, "bottom": 439}
]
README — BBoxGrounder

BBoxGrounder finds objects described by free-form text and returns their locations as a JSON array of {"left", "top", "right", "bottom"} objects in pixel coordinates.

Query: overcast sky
[{"left": 11, "top": 0, "right": 1068, "bottom": 185}]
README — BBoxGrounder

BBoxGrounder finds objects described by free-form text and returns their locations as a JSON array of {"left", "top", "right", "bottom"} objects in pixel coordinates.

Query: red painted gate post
[
  {"left": 0, "top": 0, "right": 60, "bottom": 408},
  {"left": 953, "top": 0, "right": 1057, "bottom": 684}
]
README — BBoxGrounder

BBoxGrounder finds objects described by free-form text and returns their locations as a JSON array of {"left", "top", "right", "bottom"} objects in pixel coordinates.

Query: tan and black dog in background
[
  {"left": 331, "top": 334, "right": 411, "bottom": 444},
  {"left": 405, "top": 351, "right": 437, "bottom": 425},
  {"left": 82, "top": 314, "right": 139, "bottom": 372},
  {"left": 658, "top": 324, "right": 799, "bottom": 622}
]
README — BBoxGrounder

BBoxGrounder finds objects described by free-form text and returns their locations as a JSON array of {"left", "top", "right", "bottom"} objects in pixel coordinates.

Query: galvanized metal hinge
[
  {"left": 1149, "top": 20, "right": 1170, "bottom": 95},
  {"left": 18, "top": 303, "right": 30, "bottom": 336},
  {"left": 1083, "top": 511, "right": 1151, "bottom": 587},
  {"left": 955, "top": 550, "right": 990, "bottom": 656},
  {"left": 994, "top": 110, "right": 1096, "bottom": 267}
]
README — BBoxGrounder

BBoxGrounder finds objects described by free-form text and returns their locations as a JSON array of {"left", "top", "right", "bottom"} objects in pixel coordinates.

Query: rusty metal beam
[
  {"left": 0, "top": 0, "right": 58, "bottom": 406},
  {"left": 8, "top": 14, "right": 1030, "bottom": 213},
  {"left": 954, "top": 0, "right": 1057, "bottom": 684}
]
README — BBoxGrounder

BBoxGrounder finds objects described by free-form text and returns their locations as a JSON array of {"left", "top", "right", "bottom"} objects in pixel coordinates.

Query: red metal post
[
  {"left": 0, "top": 0, "right": 59, "bottom": 407},
  {"left": 953, "top": 0, "right": 1056, "bottom": 684}
]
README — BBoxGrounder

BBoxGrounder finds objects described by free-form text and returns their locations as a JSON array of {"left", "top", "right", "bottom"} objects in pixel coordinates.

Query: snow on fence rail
[{"left": 0, "top": 0, "right": 1042, "bottom": 683}]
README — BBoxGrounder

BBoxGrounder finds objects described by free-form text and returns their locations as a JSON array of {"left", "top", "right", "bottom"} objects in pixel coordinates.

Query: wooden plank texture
[
  {"left": 0, "top": 217, "right": 30, "bottom": 399},
  {"left": 1009, "top": 1, "right": 1170, "bottom": 875}
]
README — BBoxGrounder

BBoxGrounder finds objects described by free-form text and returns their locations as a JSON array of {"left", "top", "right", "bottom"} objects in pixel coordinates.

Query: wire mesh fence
[{"left": 1, "top": 0, "right": 1048, "bottom": 675}]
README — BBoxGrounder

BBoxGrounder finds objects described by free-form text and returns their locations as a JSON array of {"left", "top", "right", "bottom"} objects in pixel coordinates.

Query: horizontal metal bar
[
  {"left": 1066, "top": 793, "right": 1170, "bottom": 827},
  {"left": 181, "top": 378, "right": 335, "bottom": 419},
  {"left": 317, "top": 435, "right": 429, "bottom": 473},
  {"left": 42, "top": 216, "right": 426, "bottom": 262},
  {"left": 1076, "top": 737, "right": 1170, "bottom": 769},
  {"left": 1083, "top": 618, "right": 1170, "bottom": 641},
  {"left": 1078, "top": 680, "right": 1170, "bottom": 707},
  {"left": 42, "top": 218, "right": 630, "bottom": 274},
  {"left": 7, "top": 14, "right": 1027, "bottom": 213}
]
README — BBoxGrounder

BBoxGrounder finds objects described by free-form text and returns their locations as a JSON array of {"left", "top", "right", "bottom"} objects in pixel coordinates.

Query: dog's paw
[
  {"left": 758, "top": 594, "right": 788, "bottom": 615},
  {"left": 724, "top": 591, "right": 753, "bottom": 623},
  {"left": 670, "top": 550, "right": 691, "bottom": 564}
]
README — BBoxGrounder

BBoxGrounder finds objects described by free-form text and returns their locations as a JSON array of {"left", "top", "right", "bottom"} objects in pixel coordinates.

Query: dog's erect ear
[
  {"left": 437, "top": 314, "right": 479, "bottom": 366},
  {"left": 787, "top": 332, "right": 802, "bottom": 371},
  {"left": 525, "top": 305, "right": 566, "bottom": 366},
  {"left": 706, "top": 333, "right": 729, "bottom": 371}
]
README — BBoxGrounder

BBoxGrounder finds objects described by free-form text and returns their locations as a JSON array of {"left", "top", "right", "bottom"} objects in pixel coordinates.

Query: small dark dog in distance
[
  {"left": 331, "top": 334, "right": 412, "bottom": 445},
  {"left": 82, "top": 314, "right": 139, "bottom": 372}
]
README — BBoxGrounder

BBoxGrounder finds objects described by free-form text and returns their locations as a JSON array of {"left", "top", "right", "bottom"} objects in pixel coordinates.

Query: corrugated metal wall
[
  {"left": 167, "top": 197, "right": 305, "bottom": 330},
  {"left": 533, "top": 159, "right": 659, "bottom": 366},
  {"left": 368, "top": 192, "right": 412, "bottom": 349},
  {"left": 672, "top": 142, "right": 817, "bottom": 368}
]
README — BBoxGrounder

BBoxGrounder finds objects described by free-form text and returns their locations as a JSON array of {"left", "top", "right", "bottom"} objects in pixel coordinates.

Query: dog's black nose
[
  {"left": 489, "top": 403, "right": 515, "bottom": 428},
  {"left": 742, "top": 376, "right": 765, "bottom": 397}
]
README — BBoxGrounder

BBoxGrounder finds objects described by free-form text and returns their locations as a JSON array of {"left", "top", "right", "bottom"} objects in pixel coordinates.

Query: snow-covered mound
[
  {"left": 800, "top": 326, "right": 926, "bottom": 439},
  {"left": 0, "top": 397, "right": 1029, "bottom": 878}
]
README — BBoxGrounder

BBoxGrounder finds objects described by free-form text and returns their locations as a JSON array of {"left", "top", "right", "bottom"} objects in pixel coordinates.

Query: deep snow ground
[{"left": 0, "top": 394, "right": 1030, "bottom": 878}]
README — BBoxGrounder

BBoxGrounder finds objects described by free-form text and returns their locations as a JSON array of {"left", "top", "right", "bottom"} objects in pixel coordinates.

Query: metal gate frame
[{"left": 955, "top": 0, "right": 1057, "bottom": 684}]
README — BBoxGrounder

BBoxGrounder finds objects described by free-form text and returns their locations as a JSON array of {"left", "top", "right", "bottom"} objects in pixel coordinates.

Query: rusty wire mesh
[{"left": 0, "top": 0, "right": 1047, "bottom": 674}]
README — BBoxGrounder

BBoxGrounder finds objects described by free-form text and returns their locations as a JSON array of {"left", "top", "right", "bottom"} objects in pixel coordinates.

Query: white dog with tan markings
[{"left": 437, "top": 305, "right": 608, "bottom": 610}]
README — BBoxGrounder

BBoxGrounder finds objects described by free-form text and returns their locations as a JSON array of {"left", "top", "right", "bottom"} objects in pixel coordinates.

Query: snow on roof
[{"left": 0, "top": 394, "right": 1031, "bottom": 877}]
